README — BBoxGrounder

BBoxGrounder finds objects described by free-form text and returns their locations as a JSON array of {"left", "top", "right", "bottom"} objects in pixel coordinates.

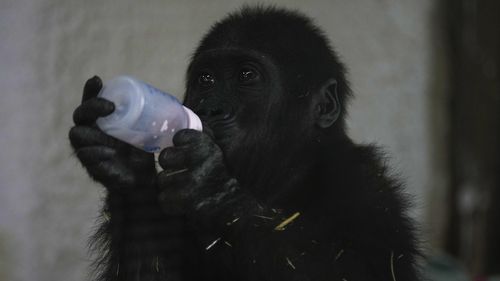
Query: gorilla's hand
[
  {"left": 69, "top": 76, "right": 156, "bottom": 190},
  {"left": 157, "top": 129, "right": 239, "bottom": 217}
]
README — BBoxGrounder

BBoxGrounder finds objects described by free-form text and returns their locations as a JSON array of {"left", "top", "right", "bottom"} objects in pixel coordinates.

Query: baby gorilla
[{"left": 69, "top": 6, "right": 421, "bottom": 281}]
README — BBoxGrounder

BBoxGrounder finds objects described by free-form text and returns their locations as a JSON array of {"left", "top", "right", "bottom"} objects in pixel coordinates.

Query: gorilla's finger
[
  {"left": 69, "top": 126, "right": 119, "bottom": 149},
  {"left": 76, "top": 146, "right": 117, "bottom": 166},
  {"left": 88, "top": 160, "right": 135, "bottom": 188},
  {"left": 172, "top": 129, "right": 205, "bottom": 146},
  {"left": 157, "top": 168, "right": 191, "bottom": 190},
  {"left": 158, "top": 146, "right": 192, "bottom": 170},
  {"left": 82, "top": 76, "right": 103, "bottom": 103},
  {"left": 200, "top": 123, "right": 215, "bottom": 139},
  {"left": 160, "top": 138, "right": 218, "bottom": 171},
  {"left": 73, "top": 98, "right": 115, "bottom": 125}
]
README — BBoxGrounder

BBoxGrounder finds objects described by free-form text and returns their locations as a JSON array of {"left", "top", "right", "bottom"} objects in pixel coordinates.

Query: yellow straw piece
[{"left": 274, "top": 212, "right": 300, "bottom": 231}]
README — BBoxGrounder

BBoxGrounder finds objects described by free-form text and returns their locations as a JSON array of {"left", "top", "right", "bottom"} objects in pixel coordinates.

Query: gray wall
[{"left": 0, "top": 0, "right": 448, "bottom": 280}]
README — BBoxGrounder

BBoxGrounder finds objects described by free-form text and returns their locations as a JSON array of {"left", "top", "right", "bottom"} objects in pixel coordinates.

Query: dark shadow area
[{"left": 444, "top": 0, "right": 500, "bottom": 276}]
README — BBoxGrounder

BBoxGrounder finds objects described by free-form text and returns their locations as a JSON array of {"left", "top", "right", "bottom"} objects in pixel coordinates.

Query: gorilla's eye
[
  {"left": 198, "top": 73, "right": 215, "bottom": 88},
  {"left": 239, "top": 68, "right": 259, "bottom": 82}
]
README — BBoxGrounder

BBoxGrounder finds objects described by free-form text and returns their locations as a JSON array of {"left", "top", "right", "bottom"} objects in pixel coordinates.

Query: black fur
[{"left": 69, "top": 6, "right": 421, "bottom": 281}]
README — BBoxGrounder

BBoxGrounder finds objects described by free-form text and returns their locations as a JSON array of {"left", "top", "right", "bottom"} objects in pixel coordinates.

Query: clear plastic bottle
[{"left": 96, "top": 76, "right": 202, "bottom": 153}]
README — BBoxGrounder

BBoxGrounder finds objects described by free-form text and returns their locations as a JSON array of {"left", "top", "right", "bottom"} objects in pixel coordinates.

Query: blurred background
[{"left": 0, "top": 0, "right": 498, "bottom": 280}]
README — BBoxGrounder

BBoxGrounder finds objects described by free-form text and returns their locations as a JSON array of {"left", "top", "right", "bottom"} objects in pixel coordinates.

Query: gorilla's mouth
[
  {"left": 196, "top": 104, "right": 236, "bottom": 129},
  {"left": 207, "top": 113, "right": 234, "bottom": 128},
  {"left": 201, "top": 114, "right": 237, "bottom": 143}
]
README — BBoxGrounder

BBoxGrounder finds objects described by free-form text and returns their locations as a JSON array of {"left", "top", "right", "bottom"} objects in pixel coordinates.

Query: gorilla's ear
[{"left": 314, "top": 78, "right": 341, "bottom": 128}]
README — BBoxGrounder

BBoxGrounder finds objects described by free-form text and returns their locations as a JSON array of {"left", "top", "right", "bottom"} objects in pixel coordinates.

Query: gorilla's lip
[
  {"left": 204, "top": 114, "right": 236, "bottom": 129},
  {"left": 201, "top": 117, "right": 236, "bottom": 144},
  {"left": 201, "top": 123, "right": 215, "bottom": 139}
]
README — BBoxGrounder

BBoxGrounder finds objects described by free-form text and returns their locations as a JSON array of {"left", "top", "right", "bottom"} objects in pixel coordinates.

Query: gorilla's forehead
[
  {"left": 192, "top": 48, "right": 271, "bottom": 64},
  {"left": 188, "top": 47, "right": 281, "bottom": 76}
]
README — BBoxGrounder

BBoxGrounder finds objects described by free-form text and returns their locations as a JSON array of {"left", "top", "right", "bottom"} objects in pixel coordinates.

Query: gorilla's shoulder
[{"left": 316, "top": 140, "right": 414, "bottom": 221}]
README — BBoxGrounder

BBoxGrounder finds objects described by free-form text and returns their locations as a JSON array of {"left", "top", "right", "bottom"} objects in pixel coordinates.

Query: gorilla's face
[
  {"left": 180, "top": 7, "right": 347, "bottom": 189},
  {"left": 183, "top": 48, "right": 316, "bottom": 184},
  {"left": 186, "top": 50, "right": 299, "bottom": 148},
  {"left": 185, "top": 49, "right": 272, "bottom": 144}
]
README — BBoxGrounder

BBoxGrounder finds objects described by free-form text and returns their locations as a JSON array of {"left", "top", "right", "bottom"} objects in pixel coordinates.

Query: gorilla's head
[{"left": 183, "top": 6, "right": 351, "bottom": 189}]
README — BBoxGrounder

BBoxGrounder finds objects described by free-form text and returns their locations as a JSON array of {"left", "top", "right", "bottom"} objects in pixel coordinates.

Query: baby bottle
[{"left": 96, "top": 76, "right": 202, "bottom": 153}]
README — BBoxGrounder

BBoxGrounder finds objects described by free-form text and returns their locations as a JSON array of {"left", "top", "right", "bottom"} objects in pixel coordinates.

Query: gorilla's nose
[{"left": 197, "top": 106, "right": 232, "bottom": 120}]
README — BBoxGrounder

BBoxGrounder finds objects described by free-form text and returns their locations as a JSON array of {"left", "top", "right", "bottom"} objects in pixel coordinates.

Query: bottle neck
[{"left": 183, "top": 106, "right": 203, "bottom": 131}]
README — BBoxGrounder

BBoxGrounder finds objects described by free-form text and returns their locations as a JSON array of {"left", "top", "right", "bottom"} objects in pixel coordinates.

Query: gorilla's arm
[
  {"left": 157, "top": 130, "right": 417, "bottom": 281},
  {"left": 70, "top": 76, "right": 183, "bottom": 281}
]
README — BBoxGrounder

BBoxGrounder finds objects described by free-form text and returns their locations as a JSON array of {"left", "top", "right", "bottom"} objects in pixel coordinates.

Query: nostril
[
  {"left": 209, "top": 108, "right": 224, "bottom": 117},
  {"left": 197, "top": 107, "right": 226, "bottom": 118},
  {"left": 196, "top": 104, "right": 233, "bottom": 120}
]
